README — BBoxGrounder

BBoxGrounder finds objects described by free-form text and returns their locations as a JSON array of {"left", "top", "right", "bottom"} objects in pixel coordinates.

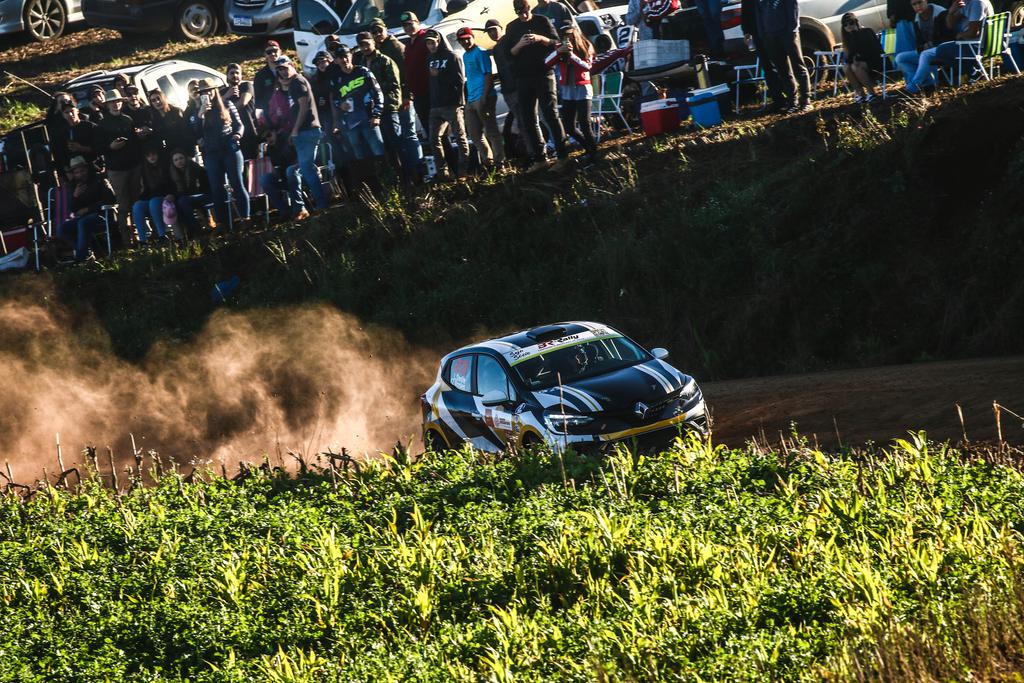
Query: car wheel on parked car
[
  {"left": 175, "top": 0, "right": 219, "bottom": 40},
  {"left": 23, "top": 0, "right": 67, "bottom": 41},
  {"left": 1012, "top": 0, "right": 1024, "bottom": 28}
]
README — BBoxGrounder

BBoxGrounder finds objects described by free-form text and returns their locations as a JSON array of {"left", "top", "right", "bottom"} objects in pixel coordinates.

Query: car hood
[{"left": 535, "top": 361, "right": 690, "bottom": 414}]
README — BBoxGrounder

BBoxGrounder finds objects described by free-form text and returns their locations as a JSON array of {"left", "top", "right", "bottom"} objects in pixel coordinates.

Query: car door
[
  {"left": 439, "top": 354, "right": 496, "bottom": 452},
  {"left": 474, "top": 354, "right": 520, "bottom": 448},
  {"left": 293, "top": 0, "right": 343, "bottom": 71}
]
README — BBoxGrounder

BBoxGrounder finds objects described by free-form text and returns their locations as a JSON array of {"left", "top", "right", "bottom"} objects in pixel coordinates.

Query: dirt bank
[{"left": 707, "top": 356, "right": 1024, "bottom": 447}]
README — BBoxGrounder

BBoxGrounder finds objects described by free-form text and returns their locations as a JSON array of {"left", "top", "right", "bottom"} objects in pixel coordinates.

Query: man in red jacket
[{"left": 401, "top": 11, "right": 431, "bottom": 132}]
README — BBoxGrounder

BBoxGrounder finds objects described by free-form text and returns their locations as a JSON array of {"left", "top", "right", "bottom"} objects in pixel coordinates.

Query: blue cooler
[{"left": 686, "top": 84, "right": 729, "bottom": 129}]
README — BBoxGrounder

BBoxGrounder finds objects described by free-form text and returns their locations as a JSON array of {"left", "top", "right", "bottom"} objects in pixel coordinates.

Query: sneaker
[
  {"left": 853, "top": 94, "right": 864, "bottom": 103},
  {"left": 788, "top": 101, "right": 812, "bottom": 114},
  {"left": 293, "top": 209, "right": 311, "bottom": 221}
]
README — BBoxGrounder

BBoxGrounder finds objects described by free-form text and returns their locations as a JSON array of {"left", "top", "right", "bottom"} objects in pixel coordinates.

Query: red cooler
[{"left": 640, "top": 98, "right": 681, "bottom": 136}]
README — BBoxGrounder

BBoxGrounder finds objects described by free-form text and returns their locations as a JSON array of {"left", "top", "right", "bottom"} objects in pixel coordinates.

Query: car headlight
[{"left": 544, "top": 413, "right": 593, "bottom": 434}]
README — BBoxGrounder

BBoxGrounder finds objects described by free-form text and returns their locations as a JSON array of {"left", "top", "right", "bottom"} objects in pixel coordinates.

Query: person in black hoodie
[
  {"left": 222, "top": 63, "right": 259, "bottom": 159},
  {"left": 147, "top": 89, "right": 197, "bottom": 157},
  {"left": 424, "top": 30, "right": 470, "bottom": 181},
  {"left": 756, "top": 0, "right": 811, "bottom": 113},
  {"left": 740, "top": 0, "right": 785, "bottom": 111},
  {"left": 131, "top": 144, "right": 176, "bottom": 244},
  {"left": 57, "top": 156, "right": 116, "bottom": 262},
  {"left": 95, "top": 89, "right": 142, "bottom": 247},
  {"left": 168, "top": 149, "right": 211, "bottom": 239},
  {"left": 504, "top": 0, "right": 567, "bottom": 170},
  {"left": 53, "top": 103, "right": 97, "bottom": 179},
  {"left": 254, "top": 40, "right": 284, "bottom": 114},
  {"left": 840, "top": 13, "right": 883, "bottom": 102}
]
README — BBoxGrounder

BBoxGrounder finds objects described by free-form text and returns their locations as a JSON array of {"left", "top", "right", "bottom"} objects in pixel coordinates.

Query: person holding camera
[
  {"left": 504, "top": 0, "right": 567, "bottom": 171},
  {"left": 545, "top": 21, "right": 598, "bottom": 162},
  {"left": 96, "top": 89, "right": 142, "bottom": 247},
  {"left": 190, "top": 79, "right": 249, "bottom": 233}
]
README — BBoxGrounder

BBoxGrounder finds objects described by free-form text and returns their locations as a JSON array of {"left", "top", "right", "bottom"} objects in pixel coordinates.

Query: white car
[{"left": 63, "top": 60, "right": 226, "bottom": 111}]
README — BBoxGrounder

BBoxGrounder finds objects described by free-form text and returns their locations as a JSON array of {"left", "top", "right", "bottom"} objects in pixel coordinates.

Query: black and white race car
[{"left": 421, "top": 322, "right": 707, "bottom": 453}]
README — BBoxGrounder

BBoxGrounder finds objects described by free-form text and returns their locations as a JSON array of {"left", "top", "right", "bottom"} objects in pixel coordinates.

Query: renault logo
[{"left": 633, "top": 402, "right": 649, "bottom": 420}]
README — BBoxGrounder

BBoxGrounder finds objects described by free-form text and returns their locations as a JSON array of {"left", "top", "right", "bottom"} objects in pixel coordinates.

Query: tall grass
[{"left": 1, "top": 434, "right": 1023, "bottom": 681}]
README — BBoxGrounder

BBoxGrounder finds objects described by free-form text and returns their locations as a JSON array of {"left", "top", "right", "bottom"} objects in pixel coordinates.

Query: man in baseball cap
[
  {"left": 402, "top": 10, "right": 431, "bottom": 132},
  {"left": 458, "top": 26, "right": 504, "bottom": 168}
]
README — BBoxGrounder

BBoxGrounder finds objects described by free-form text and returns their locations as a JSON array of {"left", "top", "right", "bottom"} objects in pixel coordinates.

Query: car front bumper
[
  {"left": 227, "top": 3, "right": 291, "bottom": 35},
  {"left": 553, "top": 398, "right": 709, "bottom": 454}
]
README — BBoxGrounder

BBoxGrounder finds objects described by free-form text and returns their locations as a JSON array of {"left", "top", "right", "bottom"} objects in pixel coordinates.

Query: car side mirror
[
  {"left": 652, "top": 347, "right": 669, "bottom": 360},
  {"left": 482, "top": 390, "right": 513, "bottom": 407}
]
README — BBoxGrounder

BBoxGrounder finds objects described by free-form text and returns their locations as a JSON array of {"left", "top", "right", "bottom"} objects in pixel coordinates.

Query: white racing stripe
[
  {"left": 635, "top": 363, "right": 673, "bottom": 393},
  {"left": 653, "top": 359, "right": 682, "bottom": 390},
  {"left": 560, "top": 385, "right": 603, "bottom": 412}
]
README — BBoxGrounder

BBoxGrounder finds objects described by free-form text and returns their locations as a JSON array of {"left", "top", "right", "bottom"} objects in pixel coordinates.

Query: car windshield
[
  {"left": 340, "top": 0, "right": 433, "bottom": 30},
  {"left": 511, "top": 335, "right": 650, "bottom": 391}
]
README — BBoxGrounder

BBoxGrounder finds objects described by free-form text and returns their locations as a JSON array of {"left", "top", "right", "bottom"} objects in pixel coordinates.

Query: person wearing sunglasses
[
  {"left": 459, "top": 27, "right": 504, "bottom": 170},
  {"left": 254, "top": 40, "right": 283, "bottom": 114},
  {"left": 81, "top": 86, "right": 107, "bottom": 125},
  {"left": 840, "top": 13, "right": 882, "bottom": 103}
]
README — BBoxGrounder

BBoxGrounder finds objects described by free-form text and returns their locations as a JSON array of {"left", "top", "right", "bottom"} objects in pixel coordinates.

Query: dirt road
[{"left": 705, "top": 356, "right": 1024, "bottom": 447}]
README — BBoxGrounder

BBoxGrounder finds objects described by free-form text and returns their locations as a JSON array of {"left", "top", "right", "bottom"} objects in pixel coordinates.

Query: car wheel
[
  {"left": 423, "top": 429, "right": 448, "bottom": 453},
  {"left": 520, "top": 432, "right": 543, "bottom": 451},
  {"left": 174, "top": 0, "right": 219, "bottom": 41},
  {"left": 23, "top": 0, "right": 66, "bottom": 41},
  {"left": 1012, "top": 0, "right": 1024, "bottom": 29},
  {"left": 799, "top": 27, "right": 832, "bottom": 80}
]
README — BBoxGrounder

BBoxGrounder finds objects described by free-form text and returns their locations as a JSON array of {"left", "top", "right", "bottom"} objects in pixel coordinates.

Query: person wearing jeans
[
  {"left": 757, "top": 0, "right": 811, "bottom": 112},
  {"left": 458, "top": 27, "right": 504, "bottom": 168},
  {"left": 424, "top": 29, "right": 471, "bottom": 179},
  {"left": 277, "top": 55, "right": 328, "bottom": 219},
  {"left": 505, "top": 0, "right": 567, "bottom": 169},
  {"left": 355, "top": 32, "right": 418, "bottom": 183},
  {"left": 190, "top": 79, "right": 250, "bottom": 232},
  {"left": 168, "top": 150, "right": 211, "bottom": 239},
  {"left": 894, "top": 0, "right": 951, "bottom": 90},
  {"left": 58, "top": 157, "right": 115, "bottom": 262},
  {"left": 546, "top": 22, "right": 598, "bottom": 160}
]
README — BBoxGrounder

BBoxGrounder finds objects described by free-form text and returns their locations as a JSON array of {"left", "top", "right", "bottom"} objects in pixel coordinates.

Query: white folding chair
[
  {"left": 812, "top": 49, "right": 845, "bottom": 99},
  {"left": 733, "top": 57, "right": 768, "bottom": 113},
  {"left": 591, "top": 71, "right": 632, "bottom": 142}
]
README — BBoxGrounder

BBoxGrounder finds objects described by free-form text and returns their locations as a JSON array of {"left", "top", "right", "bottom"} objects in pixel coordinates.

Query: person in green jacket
[{"left": 356, "top": 30, "right": 422, "bottom": 184}]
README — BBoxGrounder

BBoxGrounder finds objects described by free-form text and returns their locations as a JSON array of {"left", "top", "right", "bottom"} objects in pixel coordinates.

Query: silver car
[
  {"left": 224, "top": 0, "right": 292, "bottom": 35},
  {"left": 0, "top": 0, "right": 83, "bottom": 40}
]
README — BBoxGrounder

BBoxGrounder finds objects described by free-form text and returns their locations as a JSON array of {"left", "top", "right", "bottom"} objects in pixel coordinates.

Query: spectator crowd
[{"left": 20, "top": 0, "right": 1020, "bottom": 263}]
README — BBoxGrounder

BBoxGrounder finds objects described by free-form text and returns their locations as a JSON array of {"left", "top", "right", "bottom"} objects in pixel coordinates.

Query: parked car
[
  {"left": 224, "top": 0, "right": 293, "bottom": 36},
  {"left": 0, "top": 0, "right": 83, "bottom": 40},
  {"left": 421, "top": 321, "right": 708, "bottom": 454},
  {"left": 81, "top": 0, "right": 225, "bottom": 40},
  {"left": 62, "top": 59, "right": 226, "bottom": 110}
]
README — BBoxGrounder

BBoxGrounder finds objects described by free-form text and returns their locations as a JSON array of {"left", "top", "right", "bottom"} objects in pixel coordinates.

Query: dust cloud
[{"left": 0, "top": 282, "right": 437, "bottom": 480}]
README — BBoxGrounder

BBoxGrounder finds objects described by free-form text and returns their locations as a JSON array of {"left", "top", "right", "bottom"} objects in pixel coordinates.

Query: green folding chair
[
  {"left": 591, "top": 71, "right": 632, "bottom": 142},
  {"left": 942, "top": 12, "right": 1017, "bottom": 85},
  {"left": 878, "top": 29, "right": 902, "bottom": 97}
]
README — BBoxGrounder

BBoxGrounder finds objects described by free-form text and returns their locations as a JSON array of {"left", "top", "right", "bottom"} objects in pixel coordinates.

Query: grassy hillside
[
  {"left": 1, "top": 435, "right": 1023, "bottom": 681},
  {"left": 8, "top": 77, "right": 1023, "bottom": 381}
]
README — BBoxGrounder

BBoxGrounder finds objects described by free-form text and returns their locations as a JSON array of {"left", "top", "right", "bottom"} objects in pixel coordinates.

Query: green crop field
[{"left": 2, "top": 433, "right": 1023, "bottom": 682}]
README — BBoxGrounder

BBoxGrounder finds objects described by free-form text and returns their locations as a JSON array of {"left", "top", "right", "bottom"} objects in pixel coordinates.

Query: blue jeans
[
  {"left": 176, "top": 193, "right": 209, "bottom": 238},
  {"left": 382, "top": 107, "right": 423, "bottom": 179},
  {"left": 58, "top": 212, "right": 103, "bottom": 261},
  {"left": 289, "top": 128, "right": 328, "bottom": 211},
  {"left": 261, "top": 171, "right": 293, "bottom": 218},
  {"left": 693, "top": 0, "right": 724, "bottom": 55},
  {"left": 132, "top": 198, "right": 166, "bottom": 243},
  {"left": 204, "top": 144, "right": 249, "bottom": 228},
  {"left": 343, "top": 122, "right": 385, "bottom": 161}
]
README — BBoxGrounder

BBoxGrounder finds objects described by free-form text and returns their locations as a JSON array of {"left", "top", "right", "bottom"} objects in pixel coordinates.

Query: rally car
[{"left": 421, "top": 322, "right": 707, "bottom": 454}]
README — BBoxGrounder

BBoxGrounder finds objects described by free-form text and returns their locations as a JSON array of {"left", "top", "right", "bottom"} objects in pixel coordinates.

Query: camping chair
[
  {"left": 878, "top": 29, "right": 903, "bottom": 97},
  {"left": 591, "top": 71, "right": 632, "bottom": 142},
  {"left": 733, "top": 57, "right": 767, "bottom": 114},
  {"left": 315, "top": 140, "right": 342, "bottom": 199},
  {"left": 812, "top": 48, "right": 845, "bottom": 99},
  {"left": 940, "top": 12, "right": 1017, "bottom": 85},
  {"left": 244, "top": 143, "right": 273, "bottom": 225},
  {"left": 47, "top": 183, "right": 114, "bottom": 259}
]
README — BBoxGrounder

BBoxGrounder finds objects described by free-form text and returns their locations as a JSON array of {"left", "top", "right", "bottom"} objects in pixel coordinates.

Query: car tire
[
  {"left": 799, "top": 27, "right": 832, "bottom": 82},
  {"left": 23, "top": 0, "right": 67, "bottom": 41},
  {"left": 1012, "top": 0, "right": 1024, "bottom": 28},
  {"left": 174, "top": 0, "right": 219, "bottom": 41},
  {"left": 423, "top": 429, "right": 448, "bottom": 453},
  {"left": 520, "top": 433, "right": 543, "bottom": 451}
]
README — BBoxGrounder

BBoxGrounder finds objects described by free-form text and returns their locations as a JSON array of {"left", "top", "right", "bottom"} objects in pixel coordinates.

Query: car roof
[{"left": 445, "top": 321, "right": 622, "bottom": 364}]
